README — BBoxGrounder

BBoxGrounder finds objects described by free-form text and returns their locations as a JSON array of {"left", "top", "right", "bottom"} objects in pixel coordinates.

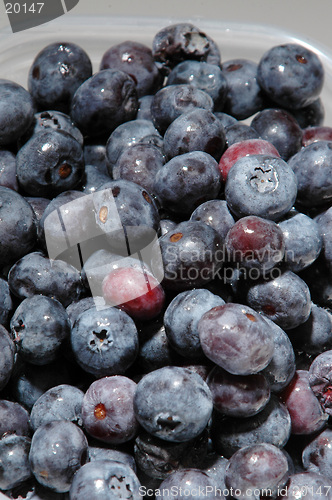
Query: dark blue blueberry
[
  {"left": 20, "top": 110, "right": 84, "bottom": 147},
  {"left": 257, "top": 43, "right": 324, "bottom": 110},
  {"left": 290, "top": 304, "right": 332, "bottom": 355},
  {"left": 164, "top": 288, "right": 225, "bottom": 359},
  {"left": 94, "top": 179, "right": 160, "bottom": 254},
  {"left": 159, "top": 218, "right": 178, "bottom": 236},
  {"left": 282, "top": 472, "right": 332, "bottom": 500},
  {"left": 315, "top": 207, "right": 332, "bottom": 273},
  {"left": 0, "top": 186, "right": 37, "bottom": 267},
  {"left": 212, "top": 395, "right": 291, "bottom": 457},
  {"left": 30, "top": 384, "right": 84, "bottom": 431},
  {"left": 222, "top": 58, "right": 265, "bottom": 119},
  {"left": 163, "top": 109, "right": 226, "bottom": 161},
  {"left": 302, "top": 428, "right": 332, "bottom": 480},
  {"left": 208, "top": 365, "right": 271, "bottom": 417},
  {"left": 151, "top": 220, "right": 224, "bottom": 291},
  {"left": 134, "top": 429, "right": 208, "bottom": 480},
  {"left": 70, "top": 69, "right": 138, "bottom": 138},
  {"left": 156, "top": 469, "right": 218, "bottom": 499},
  {"left": 0, "top": 277, "right": 13, "bottom": 328},
  {"left": 70, "top": 306, "right": 138, "bottom": 377},
  {"left": 278, "top": 211, "right": 322, "bottom": 272},
  {"left": 261, "top": 316, "right": 296, "bottom": 393},
  {"left": 69, "top": 459, "right": 141, "bottom": 499},
  {"left": 198, "top": 303, "right": 274, "bottom": 375},
  {"left": 308, "top": 350, "right": 332, "bottom": 416},
  {"left": 245, "top": 270, "right": 311, "bottom": 330},
  {"left": 29, "top": 420, "right": 88, "bottom": 492},
  {"left": 66, "top": 296, "right": 97, "bottom": 327},
  {"left": 151, "top": 84, "right": 214, "bottom": 134},
  {"left": 106, "top": 119, "right": 160, "bottom": 172},
  {"left": 190, "top": 200, "right": 235, "bottom": 241},
  {"left": 83, "top": 141, "right": 108, "bottom": 175},
  {"left": 0, "top": 149, "right": 19, "bottom": 191},
  {"left": 112, "top": 143, "right": 165, "bottom": 194},
  {"left": 225, "top": 122, "right": 260, "bottom": 147},
  {"left": 0, "top": 399, "right": 30, "bottom": 438},
  {"left": 214, "top": 111, "right": 238, "bottom": 129},
  {"left": 167, "top": 60, "right": 228, "bottom": 111},
  {"left": 134, "top": 366, "right": 213, "bottom": 442},
  {"left": 88, "top": 445, "right": 136, "bottom": 471},
  {"left": 201, "top": 453, "right": 228, "bottom": 492},
  {"left": 10, "top": 295, "right": 71, "bottom": 365},
  {"left": 28, "top": 42, "right": 92, "bottom": 113},
  {"left": 16, "top": 130, "right": 85, "bottom": 198},
  {"left": 0, "top": 434, "right": 32, "bottom": 491},
  {"left": 225, "top": 154, "right": 298, "bottom": 221},
  {"left": 137, "top": 95, "right": 154, "bottom": 121},
  {"left": 82, "top": 164, "right": 111, "bottom": 194},
  {"left": 225, "top": 443, "right": 290, "bottom": 500},
  {"left": 138, "top": 319, "right": 181, "bottom": 372},
  {"left": 0, "top": 79, "right": 34, "bottom": 147},
  {"left": 288, "top": 141, "right": 332, "bottom": 207},
  {"left": 100, "top": 40, "right": 162, "bottom": 97},
  {"left": 8, "top": 251, "right": 86, "bottom": 308},
  {"left": 152, "top": 23, "right": 221, "bottom": 74},
  {"left": 25, "top": 197, "right": 50, "bottom": 223},
  {"left": 154, "top": 151, "right": 221, "bottom": 215},
  {"left": 290, "top": 98, "right": 325, "bottom": 128},
  {"left": 251, "top": 108, "right": 303, "bottom": 160},
  {"left": 8, "top": 358, "right": 72, "bottom": 411}
]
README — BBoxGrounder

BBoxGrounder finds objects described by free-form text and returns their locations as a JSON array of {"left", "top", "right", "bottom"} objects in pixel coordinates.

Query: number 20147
[{"left": 5, "top": 3, "right": 44, "bottom": 14}]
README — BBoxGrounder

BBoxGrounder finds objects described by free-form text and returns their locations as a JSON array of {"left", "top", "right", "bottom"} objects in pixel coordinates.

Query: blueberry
[
  {"left": 200, "top": 453, "right": 229, "bottom": 492},
  {"left": 112, "top": 143, "right": 165, "bottom": 194},
  {"left": 0, "top": 149, "right": 19, "bottom": 191},
  {"left": 225, "top": 443, "right": 290, "bottom": 500},
  {"left": 28, "top": 42, "right": 92, "bottom": 113},
  {"left": 105, "top": 119, "right": 161, "bottom": 172},
  {"left": 245, "top": 270, "right": 311, "bottom": 330},
  {"left": 163, "top": 108, "right": 226, "bottom": 161},
  {"left": 288, "top": 141, "right": 332, "bottom": 208},
  {"left": 155, "top": 469, "right": 218, "bottom": 499},
  {"left": 0, "top": 277, "right": 13, "bottom": 328},
  {"left": 151, "top": 84, "right": 214, "bottom": 134},
  {"left": 30, "top": 384, "right": 84, "bottom": 431},
  {"left": 214, "top": 111, "right": 238, "bottom": 129},
  {"left": 83, "top": 164, "right": 111, "bottom": 194},
  {"left": 69, "top": 459, "right": 141, "bottom": 499},
  {"left": 198, "top": 303, "right": 274, "bottom": 375},
  {"left": 137, "top": 94, "right": 154, "bottom": 121},
  {"left": 257, "top": 43, "right": 324, "bottom": 110},
  {"left": 302, "top": 125, "right": 332, "bottom": 147},
  {"left": 25, "top": 196, "right": 50, "bottom": 223},
  {"left": 88, "top": 445, "right": 136, "bottom": 472},
  {"left": 289, "top": 304, "right": 332, "bottom": 355},
  {"left": 225, "top": 154, "right": 297, "bottom": 221},
  {"left": 70, "top": 69, "right": 138, "bottom": 138},
  {"left": 0, "top": 434, "right": 32, "bottom": 491},
  {"left": 225, "top": 122, "right": 260, "bottom": 147},
  {"left": 190, "top": 200, "right": 235, "bottom": 241},
  {"left": 151, "top": 220, "right": 224, "bottom": 291},
  {"left": 163, "top": 288, "right": 225, "bottom": 359},
  {"left": 302, "top": 428, "right": 332, "bottom": 480},
  {"left": 16, "top": 130, "right": 85, "bottom": 198},
  {"left": 212, "top": 395, "right": 291, "bottom": 458},
  {"left": 8, "top": 252, "right": 86, "bottom": 308},
  {"left": 29, "top": 420, "right": 88, "bottom": 492},
  {"left": 70, "top": 306, "right": 138, "bottom": 377},
  {"left": 0, "top": 79, "right": 34, "bottom": 147},
  {"left": 134, "top": 366, "right": 213, "bottom": 442},
  {"left": 0, "top": 400, "right": 30, "bottom": 438},
  {"left": 167, "top": 60, "right": 228, "bottom": 111},
  {"left": 280, "top": 370, "right": 328, "bottom": 435},
  {"left": 134, "top": 429, "right": 208, "bottom": 480},
  {"left": 308, "top": 350, "right": 332, "bottom": 416},
  {"left": 0, "top": 186, "right": 37, "bottom": 267},
  {"left": 315, "top": 207, "right": 332, "bottom": 273},
  {"left": 291, "top": 97, "right": 325, "bottom": 128},
  {"left": 207, "top": 366, "right": 271, "bottom": 417},
  {"left": 152, "top": 23, "right": 221, "bottom": 74},
  {"left": 154, "top": 151, "right": 221, "bottom": 215},
  {"left": 82, "top": 376, "right": 138, "bottom": 444},
  {"left": 83, "top": 141, "right": 108, "bottom": 175},
  {"left": 100, "top": 40, "right": 163, "bottom": 97},
  {"left": 10, "top": 295, "right": 71, "bottom": 365},
  {"left": 282, "top": 472, "right": 332, "bottom": 500},
  {"left": 278, "top": 211, "right": 322, "bottom": 272}
]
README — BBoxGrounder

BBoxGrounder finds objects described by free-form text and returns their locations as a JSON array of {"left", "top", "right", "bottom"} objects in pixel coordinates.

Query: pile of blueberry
[{"left": 0, "top": 21, "right": 331, "bottom": 499}]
